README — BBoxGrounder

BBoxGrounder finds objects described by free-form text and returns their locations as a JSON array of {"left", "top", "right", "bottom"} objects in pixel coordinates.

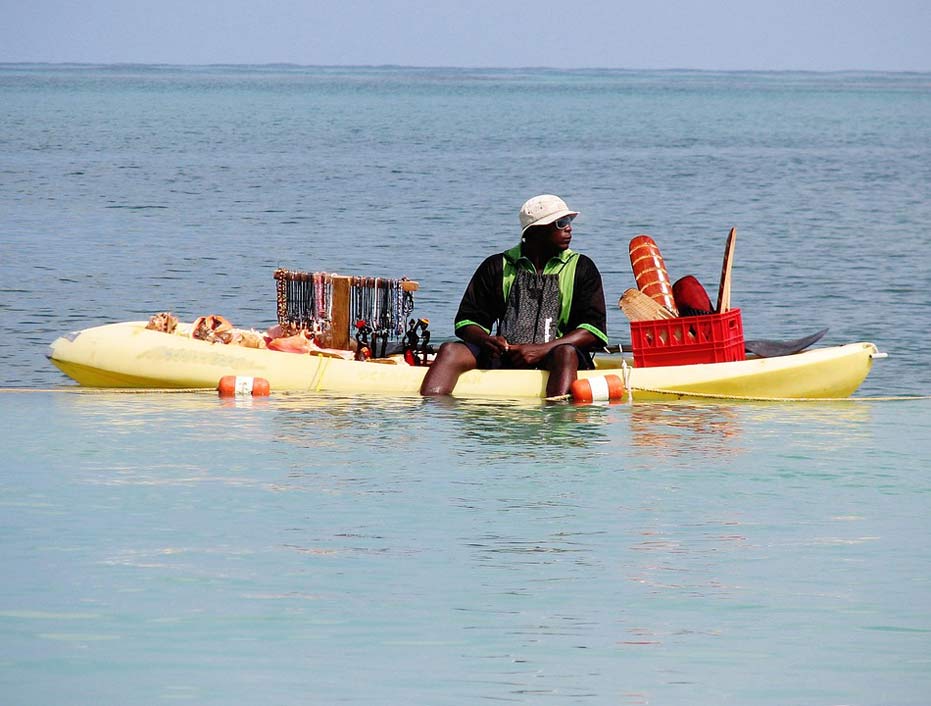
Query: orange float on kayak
[
  {"left": 570, "top": 375, "right": 626, "bottom": 403},
  {"left": 629, "top": 235, "right": 679, "bottom": 316},
  {"left": 217, "top": 376, "right": 270, "bottom": 397}
]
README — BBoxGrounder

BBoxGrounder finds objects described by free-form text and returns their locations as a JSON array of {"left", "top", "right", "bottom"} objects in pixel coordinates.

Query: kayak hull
[{"left": 48, "top": 321, "right": 880, "bottom": 400}]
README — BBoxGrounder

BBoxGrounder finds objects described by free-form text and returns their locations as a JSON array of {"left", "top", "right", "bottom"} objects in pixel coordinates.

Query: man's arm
[
  {"left": 504, "top": 328, "right": 598, "bottom": 367},
  {"left": 565, "top": 254, "right": 608, "bottom": 347},
  {"left": 453, "top": 254, "right": 505, "bottom": 339},
  {"left": 456, "top": 324, "right": 510, "bottom": 358}
]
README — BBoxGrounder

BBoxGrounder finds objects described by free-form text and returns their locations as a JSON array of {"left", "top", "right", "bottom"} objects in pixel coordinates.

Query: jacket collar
[{"left": 504, "top": 243, "right": 575, "bottom": 267}]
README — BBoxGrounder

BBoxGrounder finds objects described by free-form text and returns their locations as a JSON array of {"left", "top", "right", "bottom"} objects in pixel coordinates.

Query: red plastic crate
[{"left": 630, "top": 308, "right": 745, "bottom": 367}]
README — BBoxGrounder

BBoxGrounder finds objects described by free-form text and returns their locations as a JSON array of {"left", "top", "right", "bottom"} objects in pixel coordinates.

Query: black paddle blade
[
  {"left": 610, "top": 328, "right": 829, "bottom": 358},
  {"left": 744, "top": 328, "right": 828, "bottom": 358}
]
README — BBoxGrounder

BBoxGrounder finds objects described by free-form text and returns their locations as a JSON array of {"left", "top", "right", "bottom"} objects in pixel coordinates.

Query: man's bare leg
[{"left": 420, "top": 342, "right": 479, "bottom": 396}]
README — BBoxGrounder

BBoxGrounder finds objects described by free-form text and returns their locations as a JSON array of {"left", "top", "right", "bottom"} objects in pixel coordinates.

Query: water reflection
[
  {"left": 264, "top": 393, "right": 618, "bottom": 458},
  {"left": 739, "top": 398, "right": 874, "bottom": 429},
  {"left": 626, "top": 398, "right": 875, "bottom": 460},
  {"left": 435, "top": 397, "right": 614, "bottom": 458},
  {"left": 628, "top": 402, "right": 744, "bottom": 458},
  {"left": 268, "top": 392, "right": 426, "bottom": 450},
  {"left": 40, "top": 389, "right": 880, "bottom": 472}
]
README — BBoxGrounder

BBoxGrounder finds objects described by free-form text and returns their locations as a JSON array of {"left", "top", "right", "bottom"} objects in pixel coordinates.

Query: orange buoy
[
  {"left": 570, "top": 374, "right": 626, "bottom": 403},
  {"left": 217, "top": 375, "right": 271, "bottom": 398},
  {"left": 629, "top": 235, "right": 679, "bottom": 316}
]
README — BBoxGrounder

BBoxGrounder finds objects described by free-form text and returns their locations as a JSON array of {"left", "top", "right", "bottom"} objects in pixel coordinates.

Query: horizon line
[{"left": 2, "top": 61, "right": 930, "bottom": 74}]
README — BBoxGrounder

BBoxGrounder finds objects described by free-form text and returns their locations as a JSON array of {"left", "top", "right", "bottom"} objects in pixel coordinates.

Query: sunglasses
[{"left": 553, "top": 215, "right": 575, "bottom": 230}]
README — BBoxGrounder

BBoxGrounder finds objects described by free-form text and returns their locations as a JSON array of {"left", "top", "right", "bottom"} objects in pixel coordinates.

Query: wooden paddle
[
  {"left": 716, "top": 227, "right": 736, "bottom": 313},
  {"left": 618, "top": 288, "right": 677, "bottom": 322}
]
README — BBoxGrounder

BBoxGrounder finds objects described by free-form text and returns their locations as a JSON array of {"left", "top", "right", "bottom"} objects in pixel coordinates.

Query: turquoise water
[
  {"left": 2, "top": 65, "right": 931, "bottom": 704},
  {"left": 2, "top": 392, "right": 930, "bottom": 704}
]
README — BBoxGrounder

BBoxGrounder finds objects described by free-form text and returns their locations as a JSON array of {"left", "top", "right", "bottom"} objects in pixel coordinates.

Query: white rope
[
  {"left": 621, "top": 359, "right": 633, "bottom": 404},
  {"left": 3, "top": 384, "right": 927, "bottom": 402},
  {"left": 625, "top": 386, "right": 930, "bottom": 402},
  {"left": 0, "top": 387, "right": 213, "bottom": 394}
]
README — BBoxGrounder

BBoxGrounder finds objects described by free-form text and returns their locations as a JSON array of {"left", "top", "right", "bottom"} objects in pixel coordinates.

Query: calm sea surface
[{"left": 1, "top": 65, "right": 930, "bottom": 705}]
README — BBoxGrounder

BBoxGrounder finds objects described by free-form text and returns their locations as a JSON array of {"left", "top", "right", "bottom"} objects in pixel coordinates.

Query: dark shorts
[{"left": 464, "top": 342, "right": 595, "bottom": 371}]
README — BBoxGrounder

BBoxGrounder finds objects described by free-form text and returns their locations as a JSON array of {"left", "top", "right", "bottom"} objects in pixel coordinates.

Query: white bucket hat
[{"left": 519, "top": 194, "right": 579, "bottom": 236}]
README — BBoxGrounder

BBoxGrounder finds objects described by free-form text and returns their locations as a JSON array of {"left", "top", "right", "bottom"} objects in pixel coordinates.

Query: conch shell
[
  {"left": 192, "top": 314, "right": 234, "bottom": 343},
  {"left": 235, "top": 329, "right": 266, "bottom": 349},
  {"left": 266, "top": 330, "right": 315, "bottom": 354},
  {"left": 266, "top": 328, "right": 353, "bottom": 359},
  {"left": 146, "top": 312, "right": 179, "bottom": 333}
]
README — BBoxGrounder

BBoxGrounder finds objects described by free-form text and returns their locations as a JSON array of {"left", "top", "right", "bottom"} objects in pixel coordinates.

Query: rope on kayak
[
  {"left": 546, "top": 387, "right": 930, "bottom": 404},
  {"left": 623, "top": 386, "right": 931, "bottom": 402},
  {"left": 579, "top": 356, "right": 930, "bottom": 402},
  {"left": 309, "top": 355, "right": 331, "bottom": 391},
  {"left": 0, "top": 387, "right": 214, "bottom": 394}
]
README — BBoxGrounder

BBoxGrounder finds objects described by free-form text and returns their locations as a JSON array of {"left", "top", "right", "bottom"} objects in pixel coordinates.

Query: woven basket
[{"left": 618, "top": 288, "right": 677, "bottom": 322}]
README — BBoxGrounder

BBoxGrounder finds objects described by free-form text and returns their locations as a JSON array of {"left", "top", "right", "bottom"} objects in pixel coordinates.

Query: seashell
[
  {"left": 146, "top": 311, "right": 179, "bottom": 333},
  {"left": 192, "top": 314, "right": 234, "bottom": 343}
]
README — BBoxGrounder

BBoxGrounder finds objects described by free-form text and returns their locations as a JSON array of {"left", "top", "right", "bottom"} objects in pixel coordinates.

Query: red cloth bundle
[{"left": 672, "top": 275, "right": 714, "bottom": 316}]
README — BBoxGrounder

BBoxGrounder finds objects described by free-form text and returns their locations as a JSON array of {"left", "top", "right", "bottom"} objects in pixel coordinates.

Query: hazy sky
[{"left": 2, "top": 0, "right": 929, "bottom": 71}]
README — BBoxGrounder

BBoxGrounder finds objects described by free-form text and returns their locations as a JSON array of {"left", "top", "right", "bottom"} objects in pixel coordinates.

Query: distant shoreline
[{"left": 1, "top": 62, "right": 929, "bottom": 75}]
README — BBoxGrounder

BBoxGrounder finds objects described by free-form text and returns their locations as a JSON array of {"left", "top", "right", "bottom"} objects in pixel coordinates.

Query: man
[{"left": 420, "top": 194, "right": 608, "bottom": 398}]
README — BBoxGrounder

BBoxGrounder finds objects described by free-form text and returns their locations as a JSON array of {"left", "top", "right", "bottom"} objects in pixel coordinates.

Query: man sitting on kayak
[{"left": 420, "top": 194, "right": 608, "bottom": 398}]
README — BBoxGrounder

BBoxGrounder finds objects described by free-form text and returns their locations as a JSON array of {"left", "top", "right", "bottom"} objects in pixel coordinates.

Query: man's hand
[
  {"left": 480, "top": 335, "right": 510, "bottom": 358},
  {"left": 504, "top": 342, "right": 549, "bottom": 368}
]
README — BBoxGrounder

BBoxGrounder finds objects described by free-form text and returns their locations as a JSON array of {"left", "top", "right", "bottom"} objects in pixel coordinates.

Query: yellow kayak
[{"left": 48, "top": 321, "right": 881, "bottom": 401}]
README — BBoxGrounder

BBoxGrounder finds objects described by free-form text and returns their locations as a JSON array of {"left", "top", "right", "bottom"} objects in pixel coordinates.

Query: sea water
[{"left": 1, "top": 65, "right": 930, "bottom": 705}]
